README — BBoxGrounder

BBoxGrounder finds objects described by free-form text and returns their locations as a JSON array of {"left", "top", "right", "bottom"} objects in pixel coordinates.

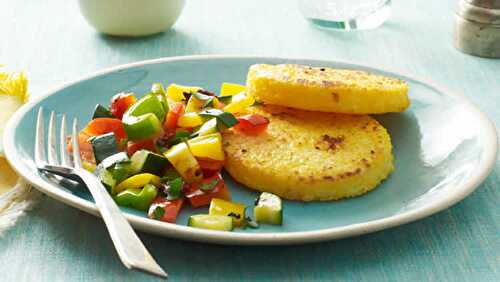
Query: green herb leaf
[
  {"left": 167, "top": 130, "right": 191, "bottom": 146},
  {"left": 227, "top": 212, "right": 241, "bottom": 219},
  {"left": 153, "top": 206, "right": 165, "bottom": 220},
  {"left": 199, "top": 178, "right": 219, "bottom": 191},
  {"left": 166, "top": 177, "right": 183, "bottom": 200},
  {"left": 161, "top": 169, "right": 181, "bottom": 183},
  {"left": 217, "top": 96, "right": 232, "bottom": 104},
  {"left": 199, "top": 109, "right": 238, "bottom": 128}
]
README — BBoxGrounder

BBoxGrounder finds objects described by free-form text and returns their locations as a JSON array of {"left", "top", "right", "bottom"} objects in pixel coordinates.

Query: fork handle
[{"left": 75, "top": 169, "right": 167, "bottom": 278}]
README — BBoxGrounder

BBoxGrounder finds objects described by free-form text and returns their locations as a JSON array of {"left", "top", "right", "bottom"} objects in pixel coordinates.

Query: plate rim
[{"left": 4, "top": 54, "right": 498, "bottom": 245}]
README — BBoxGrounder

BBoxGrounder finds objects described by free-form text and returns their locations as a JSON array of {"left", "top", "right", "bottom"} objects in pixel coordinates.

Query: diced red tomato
[
  {"left": 148, "top": 198, "right": 184, "bottom": 223},
  {"left": 233, "top": 114, "right": 269, "bottom": 135},
  {"left": 163, "top": 102, "right": 184, "bottom": 136},
  {"left": 197, "top": 158, "right": 225, "bottom": 177},
  {"left": 127, "top": 139, "right": 156, "bottom": 156},
  {"left": 67, "top": 118, "right": 127, "bottom": 163},
  {"left": 185, "top": 174, "right": 231, "bottom": 208},
  {"left": 110, "top": 92, "right": 136, "bottom": 119},
  {"left": 83, "top": 118, "right": 127, "bottom": 145},
  {"left": 67, "top": 132, "right": 95, "bottom": 163}
]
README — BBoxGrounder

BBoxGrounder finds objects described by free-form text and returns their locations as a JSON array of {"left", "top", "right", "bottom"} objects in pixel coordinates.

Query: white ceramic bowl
[{"left": 78, "top": 0, "right": 186, "bottom": 37}]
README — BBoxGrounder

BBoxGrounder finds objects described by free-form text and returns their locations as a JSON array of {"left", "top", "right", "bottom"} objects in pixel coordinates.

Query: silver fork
[{"left": 35, "top": 107, "right": 167, "bottom": 278}]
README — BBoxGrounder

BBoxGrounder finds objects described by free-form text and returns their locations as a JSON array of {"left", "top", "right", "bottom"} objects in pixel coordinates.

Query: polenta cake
[{"left": 247, "top": 64, "right": 409, "bottom": 114}]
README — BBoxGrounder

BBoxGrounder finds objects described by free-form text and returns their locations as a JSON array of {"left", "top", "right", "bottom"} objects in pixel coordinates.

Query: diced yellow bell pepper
[
  {"left": 177, "top": 112, "right": 204, "bottom": 128},
  {"left": 212, "top": 97, "right": 224, "bottom": 108},
  {"left": 83, "top": 161, "right": 96, "bottom": 172},
  {"left": 164, "top": 142, "right": 202, "bottom": 183},
  {"left": 187, "top": 133, "right": 225, "bottom": 161},
  {"left": 209, "top": 198, "right": 246, "bottom": 227},
  {"left": 184, "top": 95, "right": 205, "bottom": 113},
  {"left": 220, "top": 82, "right": 246, "bottom": 97},
  {"left": 115, "top": 173, "right": 160, "bottom": 194},
  {"left": 223, "top": 92, "right": 255, "bottom": 114},
  {"left": 167, "top": 83, "right": 201, "bottom": 102}
]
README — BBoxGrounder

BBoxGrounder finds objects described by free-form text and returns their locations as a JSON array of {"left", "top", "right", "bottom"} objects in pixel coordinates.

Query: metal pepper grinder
[{"left": 454, "top": 0, "right": 500, "bottom": 58}]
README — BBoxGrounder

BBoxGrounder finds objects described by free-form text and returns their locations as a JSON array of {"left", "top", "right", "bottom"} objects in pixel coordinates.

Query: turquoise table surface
[{"left": 1, "top": 0, "right": 499, "bottom": 281}]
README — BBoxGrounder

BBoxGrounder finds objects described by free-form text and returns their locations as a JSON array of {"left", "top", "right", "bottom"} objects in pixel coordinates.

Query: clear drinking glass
[{"left": 298, "top": 0, "right": 392, "bottom": 30}]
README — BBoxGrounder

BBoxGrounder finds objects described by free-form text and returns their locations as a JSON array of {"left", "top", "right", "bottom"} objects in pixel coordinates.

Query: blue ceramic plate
[{"left": 4, "top": 56, "right": 498, "bottom": 245}]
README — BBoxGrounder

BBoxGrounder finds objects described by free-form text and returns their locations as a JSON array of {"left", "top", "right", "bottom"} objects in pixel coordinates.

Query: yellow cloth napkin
[
  {"left": 0, "top": 158, "right": 18, "bottom": 195},
  {"left": 0, "top": 68, "right": 40, "bottom": 236}
]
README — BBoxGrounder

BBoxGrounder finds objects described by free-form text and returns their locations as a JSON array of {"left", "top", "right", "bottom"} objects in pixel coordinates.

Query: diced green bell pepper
[
  {"left": 123, "top": 113, "right": 162, "bottom": 141},
  {"left": 151, "top": 83, "right": 169, "bottom": 113},
  {"left": 114, "top": 183, "right": 158, "bottom": 211},
  {"left": 151, "top": 83, "right": 165, "bottom": 95},
  {"left": 125, "top": 94, "right": 166, "bottom": 122},
  {"left": 122, "top": 94, "right": 166, "bottom": 140}
]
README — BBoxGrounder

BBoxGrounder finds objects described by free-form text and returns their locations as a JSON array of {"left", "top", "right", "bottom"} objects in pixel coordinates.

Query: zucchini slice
[
  {"left": 188, "top": 215, "right": 233, "bottom": 231},
  {"left": 129, "top": 149, "right": 168, "bottom": 176},
  {"left": 91, "top": 133, "right": 120, "bottom": 164},
  {"left": 99, "top": 168, "right": 116, "bottom": 194},
  {"left": 92, "top": 104, "right": 114, "bottom": 119},
  {"left": 254, "top": 192, "right": 283, "bottom": 225},
  {"left": 191, "top": 118, "right": 218, "bottom": 137}
]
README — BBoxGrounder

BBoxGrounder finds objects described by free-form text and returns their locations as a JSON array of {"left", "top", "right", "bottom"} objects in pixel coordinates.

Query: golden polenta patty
[
  {"left": 246, "top": 64, "right": 410, "bottom": 114},
  {"left": 223, "top": 105, "right": 394, "bottom": 201}
]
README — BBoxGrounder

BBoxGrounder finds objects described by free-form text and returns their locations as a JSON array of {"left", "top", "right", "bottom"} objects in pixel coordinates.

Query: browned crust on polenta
[{"left": 222, "top": 105, "right": 394, "bottom": 201}]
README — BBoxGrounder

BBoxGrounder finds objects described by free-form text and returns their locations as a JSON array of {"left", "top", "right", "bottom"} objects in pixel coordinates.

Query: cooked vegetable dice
[
  {"left": 254, "top": 192, "right": 282, "bottom": 225},
  {"left": 199, "top": 109, "right": 238, "bottom": 128},
  {"left": 163, "top": 142, "right": 202, "bottom": 183},
  {"left": 191, "top": 118, "right": 218, "bottom": 137},
  {"left": 177, "top": 112, "right": 204, "bottom": 128},
  {"left": 185, "top": 92, "right": 213, "bottom": 112},
  {"left": 223, "top": 92, "right": 255, "bottom": 114},
  {"left": 187, "top": 133, "right": 225, "bottom": 161},
  {"left": 92, "top": 104, "right": 114, "bottom": 119},
  {"left": 167, "top": 84, "right": 201, "bottom": 102},
  {"left": 99, "top": 168, "right": 116, "bottom": 193},
  {"left": 114, "top": 173, "right": 160, "bottom": 194},
  {"left": 91, "top": 133, "right": 120, "bottom": 164},
  {"left": 124, "top": 94, "right": 166, "bottom": 122},
  {"left": 220, "top": 82, "right": 246, "bottom": 97},
  {"left": 188, "top": 214, "right": 233, "bottom": 231},
  {"left": 123, "top": 113, "right": 162, "bottom": 141},
  {"left": 209, "top": 198, "right": 246, "bottom": 227},
  {"left": 148, "top": 198, "right": 184, "bottom": 223},
  {"left": 114, "top": 183, "right": 158, "bottom": 211},
  {"left": 129, "top": 149, "right": 168, "bottom": 176}
]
